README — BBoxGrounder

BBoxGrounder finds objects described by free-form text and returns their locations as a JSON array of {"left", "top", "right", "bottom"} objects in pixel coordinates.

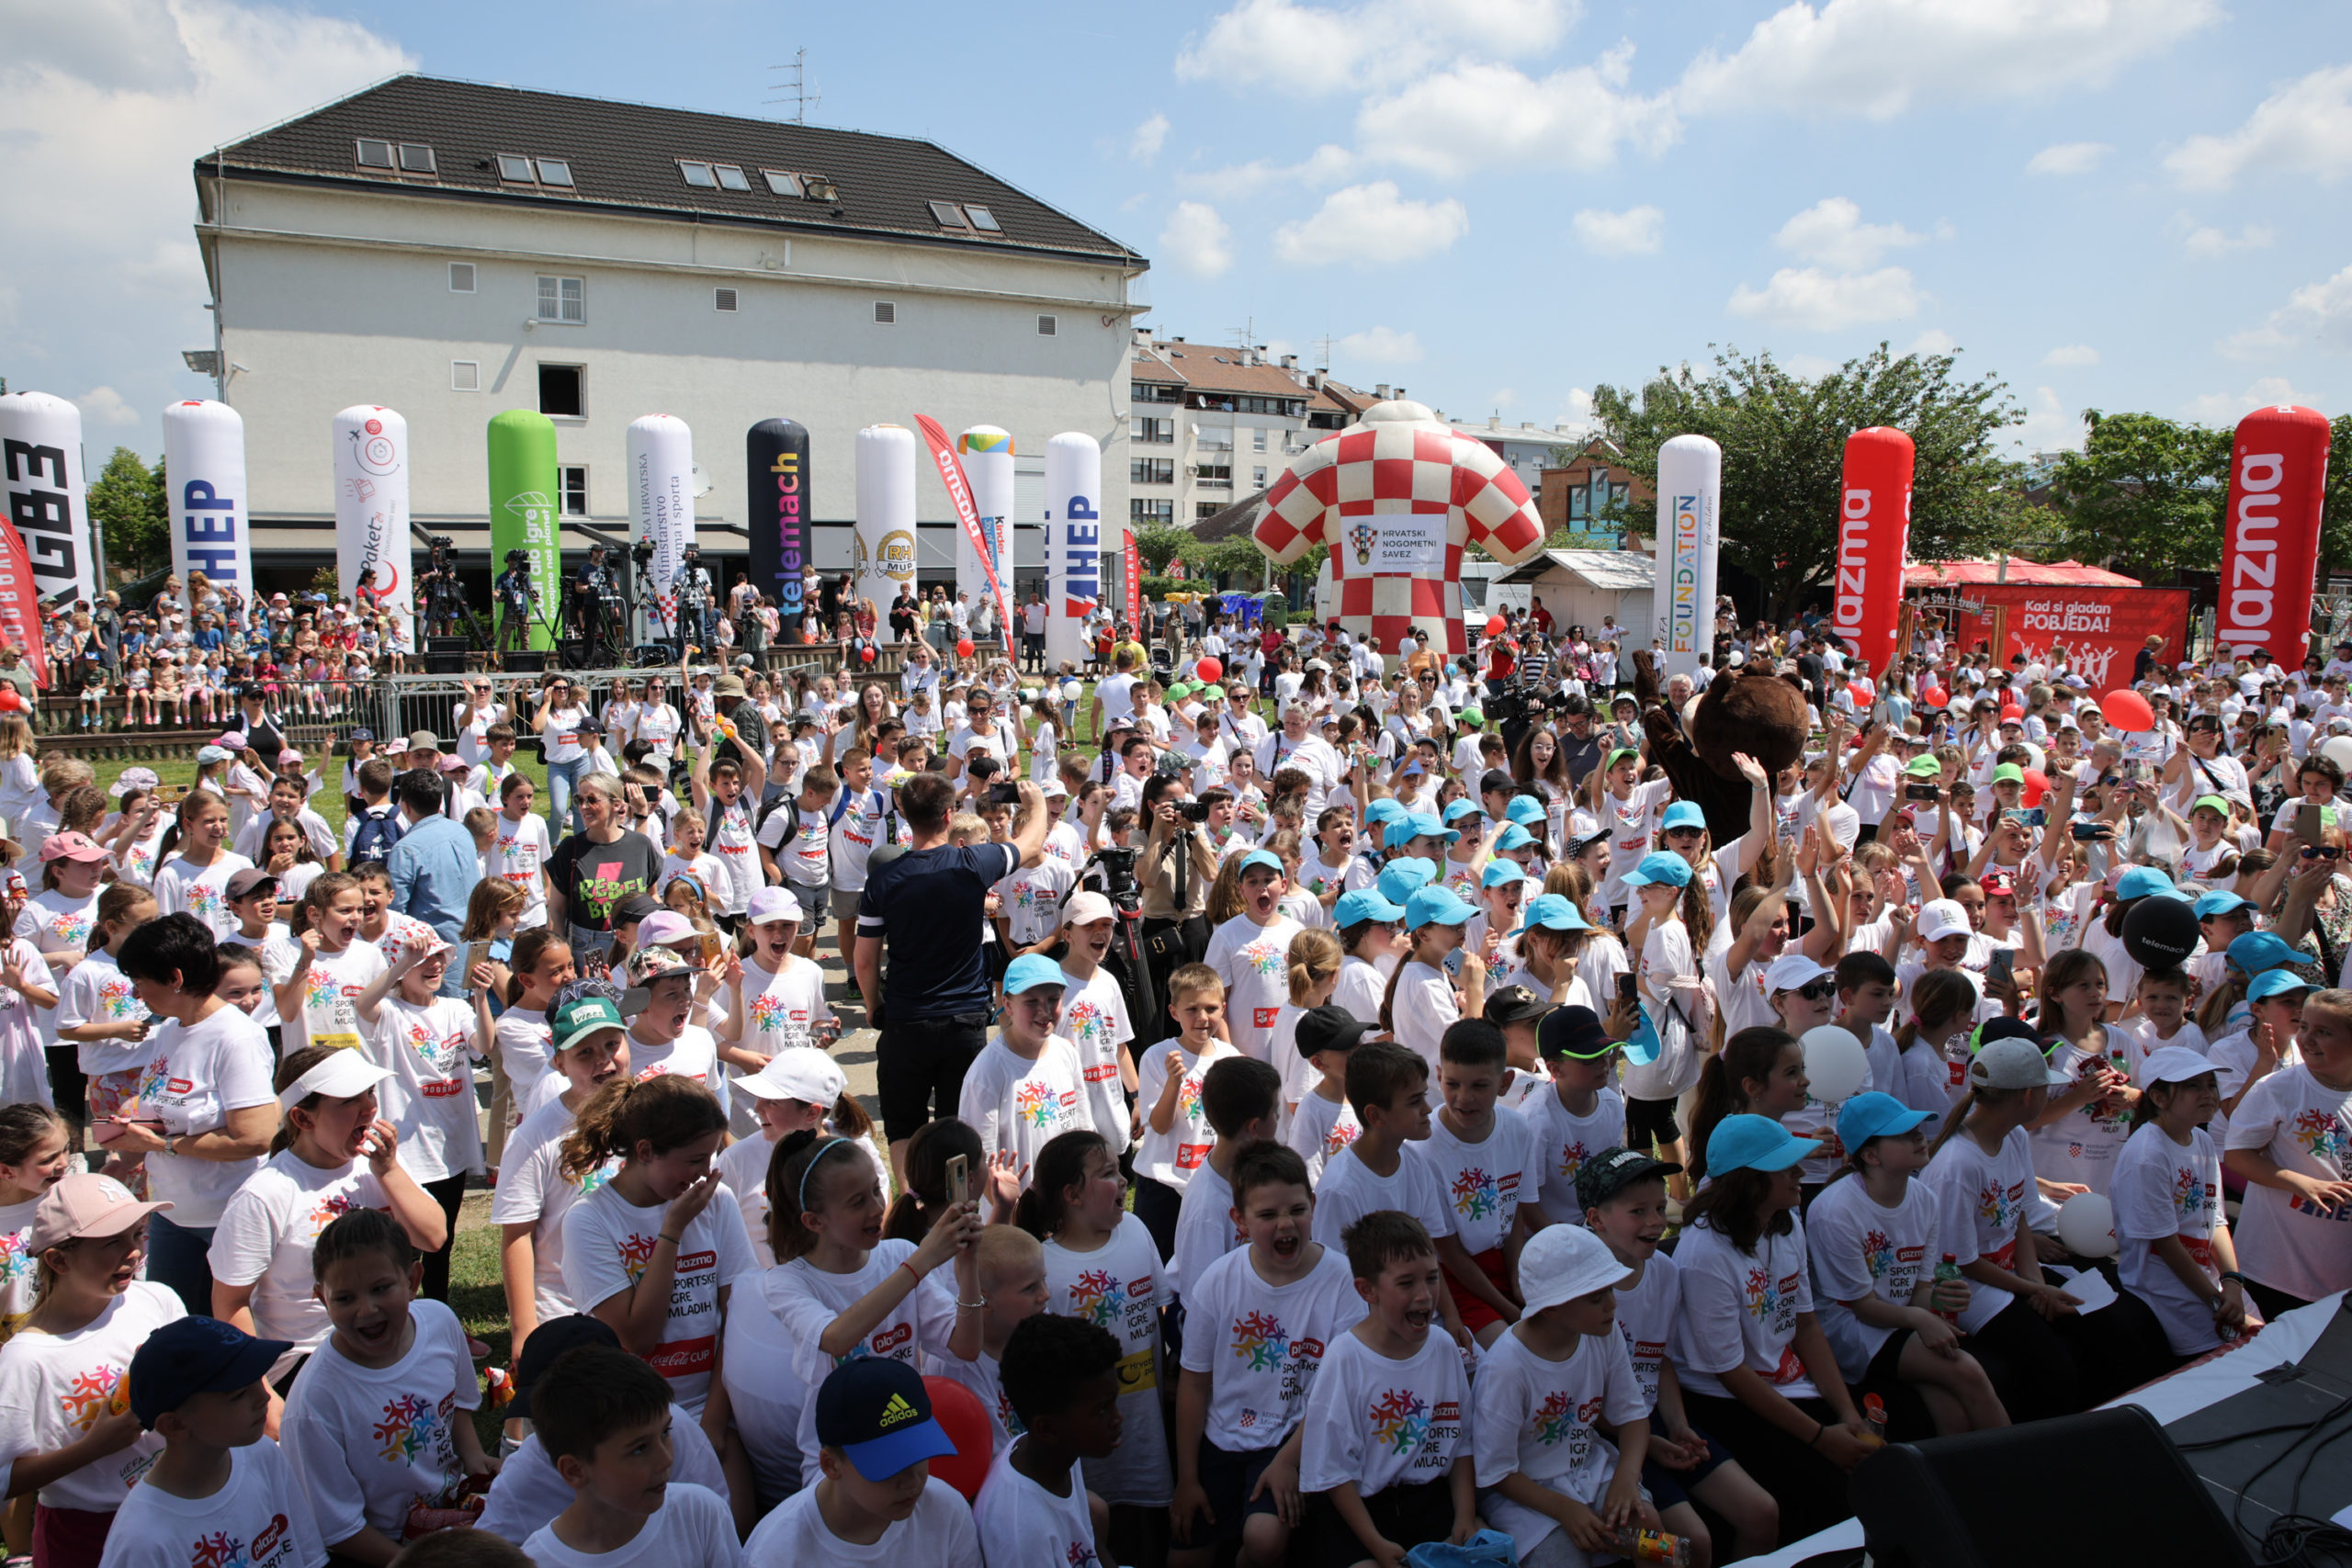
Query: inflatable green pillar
[{"left": 487, "top": 410, "right": 560, "bottom": 651}]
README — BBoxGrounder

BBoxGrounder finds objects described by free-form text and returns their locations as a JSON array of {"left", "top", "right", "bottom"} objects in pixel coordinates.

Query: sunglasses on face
[
  {"left": 1791, "top": 979, "right": 1837, "bottom": 1001},
  {"left": 2301, "top": 845, "right": 2343, "bottom": 862}
]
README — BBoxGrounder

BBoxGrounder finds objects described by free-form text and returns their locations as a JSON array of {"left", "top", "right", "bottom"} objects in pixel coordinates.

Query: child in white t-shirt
[
  {"left": 1132, "top": 964, "right": 1238, "bottom": 1259},
  {"left": 971, "top": 1312, "right": 1122, "bottom": 1568},
  {"left": 517, "top": 1342, "right": 742, "bottom": 1568},
  {"left": 2117, "top": 1049, "right": 2256, "bottom": 1359},
  {"left": 279, "top": 1209, "right": 492, "bottom": 1562},
  {"left": 957, "top": 954, "right": 1093, "bottom": 1187},
  {"left": 2222, "top": 989, "right": 2352, "bottom": 1315},
  {"left": 741, "top": 1357, "right": 980, "bottom": 1568},
  {"left": 1284, "top": 1003, "right": 1366, "bottom": 1186}
]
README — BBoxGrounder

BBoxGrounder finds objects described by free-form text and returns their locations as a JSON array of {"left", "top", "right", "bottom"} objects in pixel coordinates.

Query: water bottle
[
  {"left": 1934, "top": 1252, "right": 1963, "bottom": 1325},
  {"left": 1862, "top": 1393, "right": 1890, "bottom": 1450},
  {"left": 1600, "top": 1526, "right": 1692, "bottom": 1566}
]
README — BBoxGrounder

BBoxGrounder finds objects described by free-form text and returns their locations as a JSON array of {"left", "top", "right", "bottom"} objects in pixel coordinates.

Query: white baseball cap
[
  {"left": 1918, "top": 898, "right": 1973, "bottom": 942},
  {"left": 1517, "top": 1221, "right": 1632, "bottom": 1316},
  {"left": 1061, "top": 890, "right": 1115, "bottom": 926},
  {"left": 746, "top": 886, "right": 804, "bottom": 925},
  {"left": 1762, "top": 953, "right": 1834, "bottom": 993},
  {"left": 732, "top": 1047, "right": 847, "bottom": 1106},
  {"left": 2138, "top": 1045, "right": 2220, "bottom": 1089}
]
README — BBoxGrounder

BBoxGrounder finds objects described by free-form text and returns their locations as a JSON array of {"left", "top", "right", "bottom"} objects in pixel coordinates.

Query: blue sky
[{"left": 8, "top": 0, "right": 2352, "bottom": 459}]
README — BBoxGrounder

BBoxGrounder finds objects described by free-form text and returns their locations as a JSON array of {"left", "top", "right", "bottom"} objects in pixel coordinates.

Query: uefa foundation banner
[{"left": 1942, "top": 585, "right": 2190, "bottom": 691}]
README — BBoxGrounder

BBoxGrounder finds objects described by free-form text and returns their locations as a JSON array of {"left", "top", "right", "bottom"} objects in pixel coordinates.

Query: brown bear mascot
[{"left": 1631, "top": 648, "right": 1811, "bottom": 848}]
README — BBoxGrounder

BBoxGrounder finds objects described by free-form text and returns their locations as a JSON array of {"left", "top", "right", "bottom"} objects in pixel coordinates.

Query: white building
[
  {"left": 1126, "top": 334, "right": 1364, "bottom": 530},
  {"left": 195, "top": 73, "right": 1146, "bottom": 603}
]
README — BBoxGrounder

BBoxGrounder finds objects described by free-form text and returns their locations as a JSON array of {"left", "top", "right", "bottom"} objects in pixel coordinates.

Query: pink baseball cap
[
  {"left": 635, "top": 910, "right": 701, "bottom": 950},
  {"left": 28, "top": 1173, "right": 171, "bottom": 1252},
  {"left": 37, "top": 831, "right": 107, "bottom": 864}
]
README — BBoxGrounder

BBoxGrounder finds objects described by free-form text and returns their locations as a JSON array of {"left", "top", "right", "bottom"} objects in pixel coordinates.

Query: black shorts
[
  {"left": 1637, "top": 1425, "right": 1731, "bottom": 1511},
  {"left": 1625, "top": 1094, "right": 1681, "bottom": 1149},
  {"left": 1307, "top": 1474, "right": 1455, "bottom": 1568},
  {"left": 1191, "top": 1437, "right": 1286, "bottom": 1546}
]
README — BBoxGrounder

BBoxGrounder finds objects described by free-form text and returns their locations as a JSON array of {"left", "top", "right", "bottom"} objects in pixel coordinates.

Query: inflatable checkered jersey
[{"left": 1254, "top": 400, "right": 1546, "bottom": 655}]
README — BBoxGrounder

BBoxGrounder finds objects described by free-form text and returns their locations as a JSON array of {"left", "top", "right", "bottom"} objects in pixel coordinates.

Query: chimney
[
  {"left": 1376, "top": 384, "right": 1392, "bottom": 400},
  {"left": 1488, "top": 414, "right": 1501, "bottom": 429},
  {"left": 1307, "top": 372, "right": 1322, "bottom": 389},
  {"left": 1394, "top": 387, "right": 1407, "bottom": 400},
  {"left": 1280, "top": 354, "right": 1297, "bottom": 369},
  {"left": 1132, "top": 326, "right": 1150, "bottom": 344},
  {"left": 1172, "top": 335, "right": 1186, "bottom": 343}
]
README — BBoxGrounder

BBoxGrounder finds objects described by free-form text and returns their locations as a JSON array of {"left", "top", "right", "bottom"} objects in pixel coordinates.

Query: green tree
[
  {"left": 2041, "top": 411, "right": 2232, "bottom": 581},
  {"left": 2324, "top": 414, "right": 2352, "bottom": 579},
  {"left": 1133, "top": 524, "right": 1192, "bottom": 574},
  {"left": 86, "top": 446, "right": 168, "bottom": 577},
  {"left": 1591, "top": 343, "right": 2030, "bottom": 619}
]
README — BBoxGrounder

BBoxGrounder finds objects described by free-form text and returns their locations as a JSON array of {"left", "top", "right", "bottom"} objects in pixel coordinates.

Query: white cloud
[
  {"left": 1555, "top": 388, "right": 1597, "bottom": 434},
  {"left": 0, "top": 0, "right": 411, "bottom": 445},
  {"left": 1336, "top": 327, "right": 1423, "bottom": 365},
  {"left": 2026, "top": 141, "right": 2112, "bottom": 175},
  {"left": 1128, "top": 113, "right": 1170, "bottom": 163},
  {"left": 2018, "top": 386, "right": 2086, "bottom": 453},
  {"left": 1726, "top": 266, "right": 1923, "bottom": 331},
  {"left": 2182, "top": 221, "right": 2275, "bottom": 256},
  {"left": 1780, "top": 353, "right": 1843, "bottom": 378},
  {"left": 1176, "top": 0, "right": 1577, "bottom": 95},
  {"left": 1678, "top": 0, "right": 2218, "bottom": 119},
  {"left": 1157, "top": 202, "right": 1234, "bottom": 278},
  {"left": 2041, "top": 344, "right": 2099, "bottom": 367},
  {"left": 1573, "top": 205, "right": 1664, "bottom": 255},
  {"left": 75, "top": 387, "right": 141, "bottom": 427},
  {"left": 1354, "top": 49, "right": 1680, "bottom": 177},
  {"left": 1909, "top": 329, "right": 1957, "bottom": 355},
  {"left": 2166, "top": 64, "right": 2352, "bottom": 190},
  {"left": 1489, "top": 389, "right": 1519, "bottom": 410},
  {"left": 2185, "top": 378, "right": 2325, "bottom": 424},
  {"left": 1178, "top": 143, "right": 1359, "bottom": 197},
  {"left": 1773, "top": 197, "right": 1924, "bottom": 269},
  {"left": 2220, "top": 264, "right": 2352, "bottom": 359},
  {"left": 1272, "top": 182, "right": 1467, "bottom": 266}
]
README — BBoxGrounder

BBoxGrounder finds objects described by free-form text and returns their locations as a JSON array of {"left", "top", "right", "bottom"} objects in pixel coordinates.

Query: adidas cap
[{"left": 811, "top": 1356, "right": 960, "bottom": 1482}]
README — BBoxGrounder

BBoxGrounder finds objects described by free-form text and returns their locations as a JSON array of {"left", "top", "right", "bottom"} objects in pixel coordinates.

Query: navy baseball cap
[
  {"left": 509, "top": 1314, "right": 621, "bottom": 1421},
  {"left": 813, "top": 1358, "right": 959, "bottom": 1482},
  {"left": 130, "top": 1316, "right": 290, "bottom": 1429}
]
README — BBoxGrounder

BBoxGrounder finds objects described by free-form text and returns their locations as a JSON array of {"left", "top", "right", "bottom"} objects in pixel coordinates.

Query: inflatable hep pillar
[
  {"left": 1045, "top": 433, "right": 1102, "bottom": 670},
  {"left": 487, "top": 410, "right": 561, "bottom": 652},
  {"left": 2216, "top": 404, "right": 2331, "bottom": 665},
  {"left": 1253, "top": 400, "right": 1545, "bottom": 656},
  {"left": 1831, "top": 427, "right": 1914, "bottom": 675},
  {"left": 161, "top": 400, "right": 254, "bottom": 604},
  {"left": 333, "top": 405, "right": 413, "bottom": 620},
  {"left": 747, "top": 419, "right": 811, "bottom": 642},
  {"left": 0, "top": 391, "right": 96, "bottom": 607},
  {"left": 1655, "top": 434, "right": 1721, "bottom": 683}
]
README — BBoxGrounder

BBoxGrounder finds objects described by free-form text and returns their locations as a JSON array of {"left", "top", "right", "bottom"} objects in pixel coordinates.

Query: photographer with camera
[
  {"left": 1136, "top": 773, "right": 1218, "bottom": 1027},
  {"left": 674, "top": 544, "right": 716, "bottom": 653},
  {"left": 416, "top": 537, "right": 465, "bottom": 638},
  {"left": 494, "top": 548, "right": 537, "bottom": 655}
]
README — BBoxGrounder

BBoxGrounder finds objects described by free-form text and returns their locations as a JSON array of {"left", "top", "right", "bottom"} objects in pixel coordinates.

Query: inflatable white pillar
[
  {"left": 331, "top": 405, "right": 414, "bottom": 620},
  {"left": 0, "top": 392, "right": 95, "bottom": 606},
  {"left": 1655, "top": 434, "right": 1722, "bottom": 682},
  {"left": 854, "top": 424, "right": 918, "bottom": 621},
  {"left": 1044, "top": 432, "right": 1102, "bottom": 670},
  {"left": 160, "top": 400, "right": 254, "bottom": 603},
  {"left": 959, "top": 425, "right": 1015, "bottom": 638},
  {"left": 628, "top": 414, "right": 695, "bottom": 646}
]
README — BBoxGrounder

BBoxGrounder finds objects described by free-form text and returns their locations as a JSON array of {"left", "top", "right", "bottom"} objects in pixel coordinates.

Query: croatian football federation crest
[{"left": 1349, "top": 520, "right": 1376, "bottom": 566}]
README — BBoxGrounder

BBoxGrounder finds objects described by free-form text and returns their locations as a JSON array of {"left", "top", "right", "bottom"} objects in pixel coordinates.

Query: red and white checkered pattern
[{"left": 1255, "top": 407, "right": 1546, "bottom": 656}]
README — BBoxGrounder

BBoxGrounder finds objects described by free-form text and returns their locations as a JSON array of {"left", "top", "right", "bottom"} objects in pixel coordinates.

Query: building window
[
  {"left": 1131, "top": 499, "right": 1173, "bottom": 524},
  {"left": 1194, "top": 463, "right": 1232, "bottom": 489},
  {"left": 1195, "top": 502, "right": 1222, "bottom": 520},
  {"left": 762, "top": 169, "right": 803, "bottom": 197},
  {"left": 874, "top": 301, "right": 896, "bottom": 323},
  {"left": 965, "top": 205, "right": 1001, "bottom": 231},
  {"left": 536, "top": 276, "right": 584, "bottom": 323},
  {"left": 538, "top": 364, "right": 585, "bottom": 418},
  {"left": 1134, "top": 383, "right": 1183, "bottom": 404},
  {"left": 1252, "top": 428, "right": 1267, "bottom": 452},
  {"left": 537, "top": 158, "right": 573, "bottom": 186},
  {"left": 1253, "top": 467, "right": 1266, "bottom": 487},
  {"left": 496, "top": 153, "right": 534, "bottom": 182},
  {"left": 560, "top": 467, "right": 589, "bottom": 515},
  {"left": 450, "top": 360, "right": 480, "bottom": 391},
  {"left": 448, "top": 262, "right": 475, "bottom": 292},
  {"left": 1131, "top": 458, "right": 1173, "bottom": 485},
  {"left": 714, "top": 288, "right": 739, "bottom": 312},
  {"left": 1132, "top": 416, "right": 1173, "bottom": 445},
  {"left": 714, "top": 164, "right": 751, "bottom": 191},
  {"left": 678, "top": 161, "right": 717, "bottom": 188},
  {"left": 355, "top": 139, "right": 394, "bottom": 169},
  {"left": 1037, "top": 314, "right": 1057, "bottom": 336},
  {"left": 398, "top": 143, "right": 436, "bottom": 174}
]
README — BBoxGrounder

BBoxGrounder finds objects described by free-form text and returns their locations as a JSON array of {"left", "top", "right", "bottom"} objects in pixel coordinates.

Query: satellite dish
[{"left": 691, "top": 464, "right": 715, "bottom": 499}]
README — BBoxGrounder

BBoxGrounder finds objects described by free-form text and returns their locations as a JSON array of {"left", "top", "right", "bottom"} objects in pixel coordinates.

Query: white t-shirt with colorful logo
[
  {"left": 2114, "top": 1122, "right": 2230, "bottom": 1356},
  {"left": 1412, "top": 1108, "right": 1544, "bottom": 1258},
  {"left": 207, "top": 1151, "right": 391, "bottom": 1363},
  {"left": 1299, "top": 1325, "right": 1472, "bottom": 1498},
  {"left": 1043, "top": 1217, "right": 1170, "bottom": 1507},
  {"left": 279, "top": 1298, "right": 479, "bottom": 1547},
  {"left": 488, "top": 1095, "right": 617, "bottom": 1326},
  {"left": 96, "top": 1437, "right": 325, "bottom": 1568},
  {"left": 368, "top": 995, "right": 483, "bottom": 1183},
  {"left": 2224, "top": 1064, "right": 2352, "bottom": 1303},
  {"left": 560, "top": 1177, "right": 758, "bottom": 1415},
  {"left": 1473, "top": 1322, "right": 1647, "bottom": 1561},
  {"left": 1056, "top": 967, "right": 1136, "bottom": 1158},
  {"left": 958, "top": 1035, "right": 1092, "bottom": 1185},
  {"left": 1135, "top": 1036, "right": 1238, "bottom": 1190},
  {"left": 1178, "top": 1245, "right": 1367, "bottom": 1451},
  {"left": 1672, "top": 1217, "right": 1818, "bottom": 1401},
  {"left": 1518, "top": 1087, "right": 1626, "bottom": 1228},
  {"left": 1283, "top": 1089, "right": 1362, "bottom": 1187},
  {"left": 492, "top": 812, "right": 554, "bottom": 930},
  {"left": 1204, "top": 913, "right": 1305, "bottom": 1061},
  {"left": 0, "top": 1280, "right": 181, "bottom": 1510},
  {"left": 153, "top": 851, "right": 257, "bottom": 941},
  {"left": 1804, "top": 1174, "right": 1943, "bottom": 1382}
]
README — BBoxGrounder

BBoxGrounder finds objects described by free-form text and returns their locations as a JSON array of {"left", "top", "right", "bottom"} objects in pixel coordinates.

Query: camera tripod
[{"left": 1079, "top": 850, "right": 1161, "bottom": 1042}]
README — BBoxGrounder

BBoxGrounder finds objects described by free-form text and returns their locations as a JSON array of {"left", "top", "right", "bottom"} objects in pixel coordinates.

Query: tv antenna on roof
[{"left": 765, "top": 50, "right": 820, "bottom": 124}]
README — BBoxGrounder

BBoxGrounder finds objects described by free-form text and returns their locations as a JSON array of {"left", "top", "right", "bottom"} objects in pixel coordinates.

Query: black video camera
[
  {"left": 504, "top": 548, "right": 528, "bottom": 566},
  {"left": 1092, "top": 846, "right": 1140, "bottom": 901},
  {"left": 630, "top": 539, "right": 656, "bottom": 568},
  {"left": 427, "top": 536, "right": 455, "bottom": 555}
]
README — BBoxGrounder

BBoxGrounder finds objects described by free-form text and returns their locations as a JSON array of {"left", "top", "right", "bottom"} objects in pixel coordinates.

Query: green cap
[
  {"left": 2191, "top": 794, "right": 2232, "bottom": 818},
  {"left": 1903, "top": 755, "right": 1941, "bottom": 779},
  {"left": 1169, "top": 683, "right": 1192, "bottom": 700},
  {"left": 1459, "top": 706, "right": 1484, "bottom": 725},
  {"left": 1605, "top": 746, "right": 1641, "bottom": 770},
  {"left": 552, "top": 994, "right": 626, "bottom": 1055},
  {"left": 1992, "top": 762, "right": 2025, "bottom": 784}
]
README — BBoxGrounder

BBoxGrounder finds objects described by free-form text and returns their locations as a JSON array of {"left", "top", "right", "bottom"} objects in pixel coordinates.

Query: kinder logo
[{"left": 872, "top": 1322, "right": 914, "bottom": 1355}]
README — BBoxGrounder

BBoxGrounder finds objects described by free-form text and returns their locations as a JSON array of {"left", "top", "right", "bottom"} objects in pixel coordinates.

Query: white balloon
[
  {"left": 2022, "top": 742, "right": 2046, "bottom": 773},
  {"left": 1800, "top": 1026, "right": 1869, "bottom": 1103},
  {"left": 2056, "top": 1191, "right": 2117, "bottom": 1258},
  {"left": 2322, "top": 736, "right": 2352, "bottom": 773}
]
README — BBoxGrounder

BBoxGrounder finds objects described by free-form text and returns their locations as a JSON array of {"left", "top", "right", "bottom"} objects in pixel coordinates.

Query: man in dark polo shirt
[{"left": 854, "top": 771, "right": 1049, "bottom": 1179}]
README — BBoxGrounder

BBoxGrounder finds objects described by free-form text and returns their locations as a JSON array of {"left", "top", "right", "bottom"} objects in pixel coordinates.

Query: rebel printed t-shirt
[{"left": 560, "top": 1178, "right": 758, "bottom": 1413}]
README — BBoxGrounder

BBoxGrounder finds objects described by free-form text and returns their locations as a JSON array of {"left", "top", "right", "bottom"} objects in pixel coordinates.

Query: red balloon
[
  {"left": 1195, "top": 658, "right": 1223, "bottom": 683},
  {"left": 1924, "top": 686, "right": 1949, "bottom": 708},
  {"left": 859, "top": 646, "right": 876, "bottom": 663},
  {"left": 2022, "top": 768, "right": 2050, "bottom": 807},
  {"left": 956, "top": 638, "right": 975, "bottom": 659},
  {"left": 0, "top": 689, "right": 20, "bottom": 713},
  {"left": 1830, "top": 428, "right": 1915, "bottom": 672},
  {"left": 922, "top": 1376, "right": 993, "bottom": 1502},
  {"left": 1999, "top": 705, "right": 2024, "bottom": 723},
  {"left": 2101, "top": 689, "right": 2154, "bottom": 732},
  {"left": 1484, "top": 615, "right": 1506, "bottom": 637}
]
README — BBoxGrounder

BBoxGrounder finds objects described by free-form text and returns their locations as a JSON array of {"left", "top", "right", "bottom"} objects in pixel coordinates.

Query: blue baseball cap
[
  {"left": 1364, "top": 798, "right": 1409, "bottom": 827},
  {"left": 1512, "top": 893, "right": 1592, "bottom": 934},
  {"left": 2195, "top": 891, "right": 2258, "bottom": 919},
  {"left": 1480, "top": 859, "right": 1528, "bottom": 889},
  {"left": 1505, "top": 795, "right": 1549, "bottom": 827},
  {"left": 1442, "top": 799, "right": 1480, "bottom": 824},
  {"left": 1405, "top": 886, "right": 1476, "bottom": 928},
  {"left": 1659, "top": 800, "right": 1707, "bottom": 833},
  {"left": 1836, "top": 1091, "right": 1933, "bottom": 1152},
  {"left": 2114, "top": 865, "right": 2177, "bottom": 901},
  {"left": 1621, "top": 852, "right": 1693, "bottom": 889},
  {"left": 1411, "top": 812, "right": 1459, "bottom": 843},
  {"left": 2248, "top": 967, "right": 2317, "bottom": 1002},
  {"left": 130, "top": 1316, "right": 292, "bottom": 1430},
  {"left": 1334, "top": 888, "right": 1406, "bottom": 926},
  {"left": 1002, "top": 954, "right": 1067, "bottom": 996},
  {"left": 813, "top": 1357, "right": 960, "bottom": 1483},
  {"left": 1377, "top": 859, "right": 1438, "bottom": 905},
  {"left": 1493, "top": 822, "right": 1537, "bottom": 853},
  {"left": 1705, "top": 1113, "right": 1819, "bottom": 1176},
  {"left": 1237, "top": 850, "right": 1283, "bottom": 876},
  {"left": 2227, "top": 931, "right": 2302, "bottom": 977}
]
